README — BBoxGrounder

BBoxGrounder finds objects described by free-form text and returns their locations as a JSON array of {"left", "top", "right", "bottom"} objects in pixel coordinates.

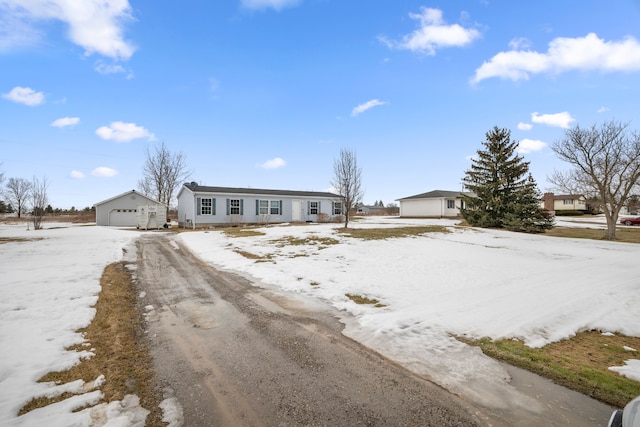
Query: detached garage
[
  {"left": 397, "top": 190, "right": 471, "bottom": 218},
  {"left": 94, "top": 190, "right": 166, "bottom": 227}
]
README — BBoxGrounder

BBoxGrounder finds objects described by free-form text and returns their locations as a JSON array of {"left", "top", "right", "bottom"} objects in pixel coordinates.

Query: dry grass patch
[
  {"left": 459, "top": 331, "right": 640, "bottom": 408},
  {"left": 0, "top": 237, "right": 44, "bottom": 244},
  {"left": 233, "top": 249, "right": 274, "bottom": 263},
  {"left": 271, "top": 235, "right": 340, "bottom": 248},
  {"left": 223, "top": 227, "right": 266, "bottom": 238},
  {"left": 338, "top": 226, "right": 450, "bottom": 240},
  {"left": 545, "top": 226, "right": 640, "bottom": 243},
  {"left": 19, "top": 262, "right": 164, "bottom": 425},
  {"left": 345, "top": 293, "right": 387, "bottom": 308}
]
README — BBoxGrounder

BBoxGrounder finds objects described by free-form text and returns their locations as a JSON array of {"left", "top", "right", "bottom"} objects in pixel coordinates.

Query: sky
[
  {"left": 1, "top": 216, "right": 638, "bottom": 425},
  {"left": 1, "top": 1, "right": 640, "bottom": 209}
]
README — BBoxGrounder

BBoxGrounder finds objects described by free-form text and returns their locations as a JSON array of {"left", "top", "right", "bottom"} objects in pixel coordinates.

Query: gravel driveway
[{"left": 135, "top": 234, "right": 614, "bottom": 426}]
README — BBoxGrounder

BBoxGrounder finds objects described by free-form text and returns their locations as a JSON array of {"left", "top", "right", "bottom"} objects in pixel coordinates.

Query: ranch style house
[{"left": 177, "top": 182, "right": 344, "bottom": 228}]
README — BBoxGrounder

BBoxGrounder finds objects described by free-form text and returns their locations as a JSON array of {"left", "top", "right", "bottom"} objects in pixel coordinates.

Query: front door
[{"left": 292, "top": 200, "right": 302, "bottom": 222}]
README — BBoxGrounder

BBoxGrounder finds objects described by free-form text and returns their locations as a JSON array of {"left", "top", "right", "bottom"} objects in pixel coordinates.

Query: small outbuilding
[
  {"left": 397, "top": 190, "right": 470, "bottom": 218},
  {"left": 94, "top": 190, "right": 166, "bottom": 227},
  {"left": 177, "top": 183, "right": 343, "bottom": 228}
]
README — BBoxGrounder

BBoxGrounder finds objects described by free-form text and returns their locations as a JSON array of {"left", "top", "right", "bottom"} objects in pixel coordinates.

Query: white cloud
[
  {"left": 2, "top": 86, "right": 44, "bottom": 106},
  {"left": 352, "top": 99, "right": 386, "bottom": 117},
  {"left": 95, "top": 121, "right": 155, "bottom": 142},
  {"left": 70, "top": 170, "right": 85, "bottom": 179},
  {"left": 517, "top": 122, "right": 533, "bottom": 131},
  {"left": 379, "top": 7, "right": 481, "bottom": 55},
  {"left": 241, "top": 0, "right": 300, "bottom": 11},
  {"left": 517, "top": 138, "right": 547, "bottom": 154},
  {"left": 531, "top": 111, "right": 575, "bottom": 129},
  {"left": 472, "top": 33, "right": 640, "bottom": 83},
  {"left": 508, "top": 37, "right": 531, "bottom": 50},
  {"left": 0, "top": 0, "right": 136, "bottom": 60},
  {"left": 51, "top": 116, "right": 80, "bottom": 128},
  {"left": 91, "top": 166, "right": 118, "bottom": 177},
  {"left": 598, "top": 106, "right": 610, "bottom": 113},
  {"left": 95, "top": 61, "right": 133, "bottom": 78},
  {"left": 259, "top": 157, "right": 286, "bottom": 170}
]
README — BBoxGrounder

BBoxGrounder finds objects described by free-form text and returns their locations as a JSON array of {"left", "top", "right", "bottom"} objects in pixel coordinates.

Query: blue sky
[{"left": 2, "top": 0, "right": 640, "bottom": 209}]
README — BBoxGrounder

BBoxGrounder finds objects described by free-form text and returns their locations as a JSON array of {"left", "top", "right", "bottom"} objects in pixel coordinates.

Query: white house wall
[
  {"left": 400, "top": 198, "right": 461, "bottom": 217},
  {"left": 178, "top": 189, "right": 342, "bottom": 227},
  {"left": 95, "top": 191, "right": 164, "bottom": 226}
]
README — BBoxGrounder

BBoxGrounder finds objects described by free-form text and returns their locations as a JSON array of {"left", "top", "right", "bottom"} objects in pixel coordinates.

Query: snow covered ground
[
  {"left": 0, "top": 222, "right": 150, "bottom": 426},
  {"left": 1, "top": 216, "right": 639, "bottom": 425}
]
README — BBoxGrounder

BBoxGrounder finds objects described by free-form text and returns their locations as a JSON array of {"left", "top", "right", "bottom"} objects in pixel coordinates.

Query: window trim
[{"left": 309, "top": 201, "right": 319, "bottom": 215}]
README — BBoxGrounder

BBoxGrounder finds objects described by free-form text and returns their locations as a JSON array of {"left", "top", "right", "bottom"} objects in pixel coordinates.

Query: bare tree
[
  {"left": 550, "top": 121, "right": 640, "bottom": 240},
  {"left": 331, "top": 148, "right": 364, "bottom": 228},
  {"left": 30, "top": 176, "right": 49, "bottom": 230},
  {"left": 5, "top": 177, "right": 32, "bottom": 218},
  {"left": 138, "top": 142, "right": 191, "bottom": 208}
]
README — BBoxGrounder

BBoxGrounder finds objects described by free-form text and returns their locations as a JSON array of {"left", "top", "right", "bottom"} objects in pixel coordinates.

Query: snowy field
[
  {"left": 0, "top": 222, "right": 150, "bottom": 426},
  {"left": 177, "top": 216, "right": 640, "bottom": 405},
  {"left": 1, "top": 216, "right": 639, "bottom": 425}
]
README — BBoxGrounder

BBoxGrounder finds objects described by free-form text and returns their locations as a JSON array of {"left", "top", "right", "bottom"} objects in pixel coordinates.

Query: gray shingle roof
[
  {"left": 397, "top": 190, "right": 469, "bottom": 201},
  {"left": 183, "top": 183, "right": 340, "bottom": 199}
]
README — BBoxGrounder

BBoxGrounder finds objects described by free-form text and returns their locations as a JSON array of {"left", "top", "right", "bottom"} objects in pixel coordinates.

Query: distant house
[
  {"left": 356, "top": 204, "right": 386, "bottom": 215},
  {"left": 397, "top": 190, "right": 470, "bottom": 218},
  {"left": 94, "top": 190, "right": 166, "bottom": 227},
  {"left": 177, "top": 183, "right": 343, "bottom": 228},
  {"left": 541, "top": 193, "right": 587, "bottom": 213}
]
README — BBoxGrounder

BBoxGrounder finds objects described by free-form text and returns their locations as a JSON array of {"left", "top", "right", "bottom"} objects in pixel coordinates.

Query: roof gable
[
  {"left": 397, "top": 190, "right": 468, "bottom": 201},
  {"left": 94, "top": 190, "right": 163, "bottom": 207}
]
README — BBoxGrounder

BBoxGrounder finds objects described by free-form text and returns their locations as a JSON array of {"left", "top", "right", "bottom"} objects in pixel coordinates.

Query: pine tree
[{"left": 461, "top": 126, "right": 553, "bottom": 233}]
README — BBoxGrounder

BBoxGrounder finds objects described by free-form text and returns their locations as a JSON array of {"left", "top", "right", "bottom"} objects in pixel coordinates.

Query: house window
[
  {"left": 447, "top": 199, "right": 455, "bottom": 209},
  {"left": 258, "top": 200, "right": 269, "bottom": 215},
  {"left": 270, "top": 200, "right": 281, "bottom": 215},
  {"left": 333, "top": 202, "right": 342, "bottom": 215},
  {"left": 309, "top": 201, "right": 319, "bottom": 215},
  {"left": 563, "top": 199, "right": 573, "bottom": 205},
  {"left": 230, "top": 199, "right": 241, "bottom": 215},
  {"left": 201, "top": 198, "right": 212, "bottom": 215}
]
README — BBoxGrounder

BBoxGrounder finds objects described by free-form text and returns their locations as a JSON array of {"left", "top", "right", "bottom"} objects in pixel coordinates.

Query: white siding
[
  {"left": 178, "top": 189, "right": 342, "bottom": 227},
  {"left": 400, "top": 198, "right": 461, "bottom": 217},
  {"left": 95, "top": 190, "right": 164, "bottom": 226}
]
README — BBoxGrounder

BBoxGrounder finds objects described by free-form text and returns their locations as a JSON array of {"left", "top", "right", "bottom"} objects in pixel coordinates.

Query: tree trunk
[{"left": 603, "top": 215, "right": 617, "bottom": 240}]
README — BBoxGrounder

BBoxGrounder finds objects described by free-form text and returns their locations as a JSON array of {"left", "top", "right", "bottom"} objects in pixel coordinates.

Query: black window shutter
[{"left": 197, "top": 197, "right": 201, "bottom": 216}]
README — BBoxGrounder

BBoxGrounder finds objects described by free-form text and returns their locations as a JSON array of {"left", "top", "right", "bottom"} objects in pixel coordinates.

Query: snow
[
  {"left": 1, "top": 216, "right": 639, "bottom": 425},
  {"left": 0, "top": 222, "right": 172, "bottom": 426},
  {"left": 176, "top": 216, "right": 640, "bottom": 403}
]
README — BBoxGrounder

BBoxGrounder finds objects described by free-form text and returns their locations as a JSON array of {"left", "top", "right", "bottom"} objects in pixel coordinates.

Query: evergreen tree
[{"left": 461, "top": 126, "right": 553, "bottom": 233}]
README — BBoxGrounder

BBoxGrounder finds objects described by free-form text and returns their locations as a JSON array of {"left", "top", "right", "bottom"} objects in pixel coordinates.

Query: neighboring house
[
  {"left": 397, "top": 190, "right": 469, "bottom": 218},
  {"left": 356, "top": 204, "right": 386, "bottom": 215},
  {"left": 541, "top": 193, "right": 587, "bottom": 213},
  {"left": 177, "top": 183, "right": 343, "bottom": 228},
  {"left": 94, "top": 190, "right": 166, "bottom": 227}
]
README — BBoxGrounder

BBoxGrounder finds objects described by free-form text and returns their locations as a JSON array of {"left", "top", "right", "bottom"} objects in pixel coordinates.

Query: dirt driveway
[{"left": 135, "top": 234, "right": 613, "bottom": 426}]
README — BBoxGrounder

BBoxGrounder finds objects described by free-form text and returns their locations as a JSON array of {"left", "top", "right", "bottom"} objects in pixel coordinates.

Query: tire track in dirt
[{"left": 135, "top": 234, "right": 489, "bottom": 426}]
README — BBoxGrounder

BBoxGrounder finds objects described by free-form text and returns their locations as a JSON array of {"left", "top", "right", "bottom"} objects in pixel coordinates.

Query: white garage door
[{"left": 109, "top": 209, "right": 137, "bottom": 226}]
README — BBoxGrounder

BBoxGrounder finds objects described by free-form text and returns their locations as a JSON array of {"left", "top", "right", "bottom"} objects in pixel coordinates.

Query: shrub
[{"left": 555, "top": 210, "right": 586, "bottom": 216}]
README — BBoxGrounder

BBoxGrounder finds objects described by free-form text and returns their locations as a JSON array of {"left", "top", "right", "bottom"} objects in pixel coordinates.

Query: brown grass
[
  {"left": 545, "top": 225, "right": 640, "bottom": 243},
  {"left": 460, "top": 331, "right": 640, "bottom": 408},
  {"left": 345, "top": 293, "right": 387, "bottom": 308},
  {"left": 338, "top": 225, "right": 450, "bottom": 240},
  {"left": 0, "top": 237, "right": 44, "bottom": 244},
  {"left": 19, "top": 262, "right": 164, "bottom": 425}
]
